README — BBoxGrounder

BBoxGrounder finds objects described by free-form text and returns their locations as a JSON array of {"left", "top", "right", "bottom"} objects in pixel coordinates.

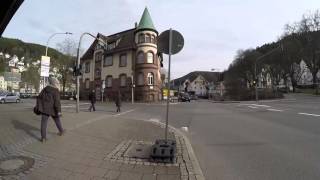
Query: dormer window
[{"left": 107, "top": 42, "right": 116, "bottom": 50}]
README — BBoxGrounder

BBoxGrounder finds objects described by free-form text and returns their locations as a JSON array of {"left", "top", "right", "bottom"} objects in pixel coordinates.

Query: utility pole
[{"left": 131, "top": 75, "right": 134, "bottom": 104}]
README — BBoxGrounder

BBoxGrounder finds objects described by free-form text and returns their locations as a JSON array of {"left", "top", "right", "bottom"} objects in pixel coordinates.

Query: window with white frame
[
  {"left": 147, "top": 73, "right": 154, "bottom": 85},
  {"left": 119, "top": 54, "right": 127, "bottom": 67},
  {"left": 85, "top": 62, "right": 90, "bottom": 73},
  {"left": 120, "top": 74, "right": 127, "bottom": 87},
  {"left": 147, "top": 52, "right": 154, "bottom": 64},
  {"left": 106, "top": 76, "right": 112, "bottom": 87},
  {"left": 95, "top": 52, "right": 103, "bottom": 62},
  {"left": 85, "top": 79, "right": 90, "bottom": 89},
  {"left": 146, "top": 34, "right": 151, "bottom": 43},
  {"left": 138, "top": 34, "right": 145, "bottom": 43},
  {"left": 137, "top": 73, "right": 144, "bottom": 85},
  {"left": 151, "top": 35, "right": 156, "bottom": 44},
  {"left": 137, "top": 52, "right": 144, "bottom": 64},
  {"left": 104, "top": 55, "right": 113, "bottom": 66}
]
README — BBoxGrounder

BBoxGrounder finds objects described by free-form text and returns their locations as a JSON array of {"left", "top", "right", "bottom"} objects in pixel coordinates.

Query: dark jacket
[
  {"left": 88, "top": 92, "right": 96, "bottom": 103},
  {"left": 37, "top": 86, "right": 61, "bottom": 117},
  {"left": 115, "top": 96, "right": 121, "bottom": 107}
]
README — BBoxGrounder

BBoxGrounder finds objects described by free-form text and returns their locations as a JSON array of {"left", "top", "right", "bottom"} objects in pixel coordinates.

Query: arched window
[
  {"left": 151, "top": 35, "right": 156, "bottom": 44},
  {"left": 120, "top": 74, "right": 127, "bottom": 87},
  {"left": 147, "top": 73, "right": 154, "bottom": 85},
  {"left": 106, "top": 76, "right": 112, "bottom": 87},
  {"left": 146, "top": 34, "right": 151, "bottom": 43},
  {"left": 138, "top": 34, "right": 145, "bottom": 43},
  {"left": 137, "top": 73, "right": 144, "bottom": 85},
  {"left": 147, "top": 52, "right": 154, "bottom": 64},
  {"left": 137, "top": 52, "right": 144, "bottom": 64}
]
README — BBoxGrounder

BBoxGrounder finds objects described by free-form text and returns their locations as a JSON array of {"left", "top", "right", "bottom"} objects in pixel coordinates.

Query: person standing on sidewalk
[
  {"left": 115, "top": 91, "right": 121, "bottom": 112},
  {"left": 37, "top": 77, "right": 64, "bottom": 143},
  {"left": 88, "top": 90, "right": 96, "bottom": 112}
]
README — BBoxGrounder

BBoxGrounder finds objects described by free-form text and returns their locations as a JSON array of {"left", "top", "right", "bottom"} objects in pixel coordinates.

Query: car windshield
[{"left": 1, "top": 1, "right": 320, "bottom": 180}]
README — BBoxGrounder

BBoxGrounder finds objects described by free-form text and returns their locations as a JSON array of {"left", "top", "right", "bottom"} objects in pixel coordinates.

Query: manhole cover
[
  {"left": 124, "top": 143, "right": 152, "bottom": 159},
  {"left": 0, "top": 156, "right": 34, "bottom": 176}
]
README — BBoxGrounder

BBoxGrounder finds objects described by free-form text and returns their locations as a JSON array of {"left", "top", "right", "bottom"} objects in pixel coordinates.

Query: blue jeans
[{"left": 41, "top": 114, "right": 63, "bottom": 139}]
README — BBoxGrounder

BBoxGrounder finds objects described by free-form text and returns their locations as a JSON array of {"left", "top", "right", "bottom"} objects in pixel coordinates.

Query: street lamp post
[
  {"left": 43, "top": 32, "right": 72, "bottom": 90},
  {"left": 75, "top": 32, "right": 107, "bottom": 113}
]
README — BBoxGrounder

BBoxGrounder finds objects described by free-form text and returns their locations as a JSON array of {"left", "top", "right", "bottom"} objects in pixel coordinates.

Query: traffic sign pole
[{"left": 165, "top": 28, "right": 172, "bottom": 141}]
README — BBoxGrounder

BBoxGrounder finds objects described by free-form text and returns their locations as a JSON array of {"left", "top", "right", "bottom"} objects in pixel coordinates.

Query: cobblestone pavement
[{"left": 0, "top": 101, "right": 204, "bottom": 180}]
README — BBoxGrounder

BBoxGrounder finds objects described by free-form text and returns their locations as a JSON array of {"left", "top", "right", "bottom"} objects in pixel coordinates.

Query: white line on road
[
  {"left": 267, "top": 108, "right": 284, "bottom": 112},
  {"left": 248, "top": 106, "right": 258, "bottom": 109},
  {"left": 298, "top": 112, "right": 320, "bottom": 117},
  {"left": 113, "top": 109, "right": 135, "bottom": 116},
  {"left": 239, "top": 104, "right": 271, "bottom": 108}
]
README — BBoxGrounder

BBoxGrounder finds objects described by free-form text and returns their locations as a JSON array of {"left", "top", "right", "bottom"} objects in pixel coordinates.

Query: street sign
[
  {"left": 158, "top": 30, "right": 184, "bottom": 55},
  {"left": 40, "top": 56, "right": 50, "bottom": 77},
  {"left": 102, "top": 80, "right": 105, "bottom": 89}
]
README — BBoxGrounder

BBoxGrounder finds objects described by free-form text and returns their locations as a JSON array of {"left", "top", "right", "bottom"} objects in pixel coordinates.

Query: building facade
[
  {"left": 0, "top": 76, "right": 7, "bottom": 90},
  {"left": 80, "top": 8, "right": 162, "bottom": 102},
  {"left": 172, "top": 71, "right": 221, "bottom": 98}
]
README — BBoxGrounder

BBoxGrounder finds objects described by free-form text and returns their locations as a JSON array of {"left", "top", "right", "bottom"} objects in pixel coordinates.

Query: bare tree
[{"left": 55, "top": 38, "right": 77, "bottom": 94}]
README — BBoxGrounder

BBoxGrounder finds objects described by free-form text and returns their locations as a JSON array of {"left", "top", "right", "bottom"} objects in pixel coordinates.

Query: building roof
[
  {"left": 136, "top": 7, "right": 156, "bottom": 31},
  {"left": 81, "top": 28, "right": 136, "bottom": 61},
  {"left": 172, "top": 71, "right": 221, "bottom": 86}
]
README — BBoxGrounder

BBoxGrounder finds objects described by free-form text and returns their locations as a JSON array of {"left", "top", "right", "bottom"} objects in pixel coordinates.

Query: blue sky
[{"left": 3, "top": 0, "right": 320, "bottom": 78}]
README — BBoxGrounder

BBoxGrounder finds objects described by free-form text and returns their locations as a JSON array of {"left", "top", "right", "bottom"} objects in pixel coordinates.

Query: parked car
[
  {"left": 60, "top": 91, "right": 76, "bottom": 100},
  {"left": 0, "top": 92, "right": 21, "bottom": 103},
  {"left": 20, "top": 93, "right": 32, "bottom": 99},
  {"left": 178, "top": 93, "right": 191, "bottom": 102}
]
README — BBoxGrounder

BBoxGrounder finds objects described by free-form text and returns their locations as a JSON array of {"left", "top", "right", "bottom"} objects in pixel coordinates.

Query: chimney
[{"left": 134, "top": 22, "right": 137, "bottom": 28}]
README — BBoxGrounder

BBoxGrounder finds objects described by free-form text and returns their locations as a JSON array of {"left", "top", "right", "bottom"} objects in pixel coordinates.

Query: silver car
[{"left": 0, "top": 92, "right": 21, "bottom": 103}]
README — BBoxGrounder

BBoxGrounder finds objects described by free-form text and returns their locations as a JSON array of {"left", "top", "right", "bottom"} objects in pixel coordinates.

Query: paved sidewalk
[{"left": 0, "top": 109, "right": 204, "bottom": 180}]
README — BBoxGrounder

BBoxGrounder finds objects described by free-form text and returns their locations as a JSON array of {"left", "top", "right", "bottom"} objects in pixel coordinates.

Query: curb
[{"left": 146, "top": 119, "right": 205, "bottom": 180}]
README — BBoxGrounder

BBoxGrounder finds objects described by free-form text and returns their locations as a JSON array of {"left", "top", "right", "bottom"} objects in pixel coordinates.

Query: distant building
[
  {"left": 0, "top": 76, "right": 7, "bottom": 90},
  {"left": 171, "top": 71, "right": 221, "bottom": 97},
  {"left": 80, "top": 8, "right": 162, "bottom": 102}
]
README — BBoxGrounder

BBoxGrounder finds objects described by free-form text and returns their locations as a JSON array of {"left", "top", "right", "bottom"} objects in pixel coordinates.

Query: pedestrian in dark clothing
[
  {"left": 115, "top": 91, "right": 121, "bottom": 112},
  {"left": 88, "top": 90, "right": 96, "bottom": 112},
  {"left": 36, "top": 77, "right": 64, "bottom": 143}
]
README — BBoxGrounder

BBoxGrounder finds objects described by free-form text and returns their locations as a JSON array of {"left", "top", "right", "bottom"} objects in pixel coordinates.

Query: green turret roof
[{"left": 137, "top": 7, "right": 156, "bottom": 31}]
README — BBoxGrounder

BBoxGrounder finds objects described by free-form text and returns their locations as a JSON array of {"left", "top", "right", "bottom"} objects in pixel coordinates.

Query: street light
[
  {"left": 45, "top": 32, "right": 73, "bottom": 56},
  {"left": 75, "top": 32, "right": 107, "bottom": 113},
  {"left": 41, "top": 32, "right": 72, "bottom": 91},
  {"left": 255, "top": 44, "right": 283, "bottom": 102}
]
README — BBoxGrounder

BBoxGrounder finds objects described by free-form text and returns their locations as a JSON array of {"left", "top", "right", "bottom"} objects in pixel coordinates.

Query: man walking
[
  {"left": 115, "top": 91, "right": 121, "bottom": 112},
  {"left": 37, "top": 77, "right": 64, "bottom": 143},
  {"left": 88, "top": 90, "right": 96, "bottom": 112}
]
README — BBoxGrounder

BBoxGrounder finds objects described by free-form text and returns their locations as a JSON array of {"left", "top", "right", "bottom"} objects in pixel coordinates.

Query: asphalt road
[
  {"left": 119, "top": 94, "right": 320, "bottom": 180},
  {"left": 2, "top": 94, "right": 320, "bottom": 180}
]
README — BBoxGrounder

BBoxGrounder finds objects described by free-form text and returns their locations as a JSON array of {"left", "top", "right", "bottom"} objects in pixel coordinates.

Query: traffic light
[{"left": 73, "top": 65, "right": 83, "bottom": 76}]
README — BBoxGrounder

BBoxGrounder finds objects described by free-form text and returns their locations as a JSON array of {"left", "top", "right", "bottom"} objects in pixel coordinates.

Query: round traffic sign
[{"left": 158, "top": 29, "right": 184, "bottom": 55}]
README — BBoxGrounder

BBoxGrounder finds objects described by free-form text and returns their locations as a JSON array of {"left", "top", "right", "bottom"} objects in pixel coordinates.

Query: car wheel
[
  {"left": 1, "top": 99, "right": 5, "bottom": 104},
  {"left": 16, "top": 99, "right": 20, "bottom": 103}
]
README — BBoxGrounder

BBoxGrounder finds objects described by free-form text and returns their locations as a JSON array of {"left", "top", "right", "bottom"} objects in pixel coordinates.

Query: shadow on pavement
[{"left": 11, "top": 120, "right": 41, "bottom": 141}]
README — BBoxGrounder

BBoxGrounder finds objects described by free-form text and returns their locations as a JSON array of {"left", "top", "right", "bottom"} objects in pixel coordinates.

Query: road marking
[
  {"left": 113, "top": 109, "right": 135, "bottom": 116},
  {"left": 267, "top": 108, "right": 284, "bottom": 112},
  {"left": 248, "top": 106, "right": 258, "bottom": 109},
  {"left": 149, "top": 118, "right": 160, "bottom": 123},
  {"left": 239, "top": 104, "right": 271, "bottom": 108},
  {"left": 298, "top": 112, "right": 320, "bottom": 117}
]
